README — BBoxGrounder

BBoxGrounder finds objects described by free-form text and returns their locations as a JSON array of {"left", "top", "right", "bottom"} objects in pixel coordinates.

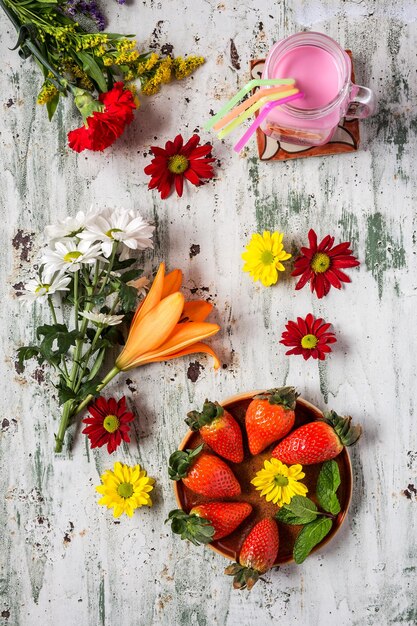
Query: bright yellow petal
[{"left": 116, "top": 292, "right": 185, "bottom": 370}]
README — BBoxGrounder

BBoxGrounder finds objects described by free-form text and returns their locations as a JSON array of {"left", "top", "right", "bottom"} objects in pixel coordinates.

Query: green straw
[
  {"left": 217, "top": 89, "right": 299, "bottom": 139},
  {"left": 204, "top": 78, "right": 295, "bottom": 130}
]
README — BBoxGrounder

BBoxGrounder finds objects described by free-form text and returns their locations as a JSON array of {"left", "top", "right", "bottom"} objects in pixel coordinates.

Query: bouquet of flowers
[
  {"left": 18, "top": 208, "right": 220, "bottom": 452},
  {"left": 0, "top": 0, "right": 204, "bottom": 150}
]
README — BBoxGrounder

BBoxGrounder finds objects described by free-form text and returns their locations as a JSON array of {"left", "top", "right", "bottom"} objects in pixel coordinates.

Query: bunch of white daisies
[
  {"left": 21, "top": 207, "right": 154, "bottom": 315},
  {"left": 18, "top": 207, "right": 154, "bottom": 451}
]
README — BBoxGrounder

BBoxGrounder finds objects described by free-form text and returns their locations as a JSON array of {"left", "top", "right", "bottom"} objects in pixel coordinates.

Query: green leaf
[
  {"left": 76, "top": 51, "right": 107, "bottom": 92},
  {"left": 37, "top": 324, "right": 79, "bottom": 359},
  {"left": 46, "top": 92, "right": 59, "bottom": 121},
  {"left": 86, "top": 348, "right": 106, "bottom": 381},
  {"left": 293, "top": 517, "right": 333, "bottom": 564},
  {"left": 120, "top": 268, "right": 143, "bottom": 283},
  {"left": 118, "top": 282, "right": 138, "bottom": 313},
  {"left": 275, "top": 496, "right": 319, "bottom": 525},
  {"left": 316, "top": 460, "right": 341, "bottom": 515},
  {"left": 17, "top": 346, "right": 41, "bottom": 369},
  {"left": 112, "top": 256, "right": 136, "bottom": 271}
]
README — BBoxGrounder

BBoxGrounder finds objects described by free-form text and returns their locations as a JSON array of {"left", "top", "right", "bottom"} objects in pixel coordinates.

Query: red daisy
[
  {"left": 292, "top": 229, "right": 360, "bottom": 299},
  {"left": 144, "top": 134, "right": 215, "bottom": 199},
  {"left": 280, "top": 313, "right": 337, "bottom": 360},
  {"left": 68, "top": 82, "right": 136, "bottom": 153},
  {"left": 82, "top": 396, "right": 135, "bottom": 453}
]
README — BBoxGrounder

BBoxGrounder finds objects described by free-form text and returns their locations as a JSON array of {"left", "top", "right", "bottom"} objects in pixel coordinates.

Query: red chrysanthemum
[
  {"left": 68, "top": 82, "right": 136, "bottom": 153},
  {"left": 280, "top": 313, "right": 337, "bottom": 360},
  {"left": 144, "top": 134, "right": 215, "bottom": 199},
  {"left": 82, "top": 396, "right": 135, "bottom": 453},
  {"left": 291, "top": 229, "right": 360, "bottom": 298}
]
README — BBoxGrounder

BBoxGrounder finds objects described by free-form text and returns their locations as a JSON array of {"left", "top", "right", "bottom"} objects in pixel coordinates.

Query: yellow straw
[
  {"left": 217, "top": 89, "right": 299, "bottom": 139},
  {"left": 213, "top": 86, "right": 291, "bottom": 131}
]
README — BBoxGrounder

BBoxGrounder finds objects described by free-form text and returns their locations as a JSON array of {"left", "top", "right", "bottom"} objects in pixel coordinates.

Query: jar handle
[{"left": 346, "top": 85, "right": 376, "bottom": 120}]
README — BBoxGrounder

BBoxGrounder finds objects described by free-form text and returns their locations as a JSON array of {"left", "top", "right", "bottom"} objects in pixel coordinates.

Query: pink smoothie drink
[
  {"left": 260, "top": 32, "right": 375, "bottom": 146},
  {"left": 262, "top": 44, "right": 344, "bottom": 142},
  {"left": 273, "top": 45, "right": 341, "bottom": 110}
]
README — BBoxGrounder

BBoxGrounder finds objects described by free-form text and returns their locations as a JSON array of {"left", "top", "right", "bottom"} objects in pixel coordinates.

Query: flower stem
[
  {"left": 74, "top": 325, "right": 103, "bottom": 392},
  {"left": 99, "top": 242, "right": 118, "bottom": 295},
  {"left": 73, "top": 365, "right": 121, "bottom": 417},
  {"left": 73, "top": 270, "right": 79, "bottom": 332},
  {"left": 54, "top": 399, "right": 74, "bottom": 453},
  {"left": 48, "top": 295, "right": 70, "bottom": 378}
]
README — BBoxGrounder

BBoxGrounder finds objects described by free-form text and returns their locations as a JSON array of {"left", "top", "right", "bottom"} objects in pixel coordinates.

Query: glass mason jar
[{"left": 260, "top": 32, "right": 376, "bottom": 146}]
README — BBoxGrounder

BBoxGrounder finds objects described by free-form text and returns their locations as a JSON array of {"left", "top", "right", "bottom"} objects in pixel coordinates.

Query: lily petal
[
  {"left": 116, "top": 292, "right": 184, "bottom": 370},
  {"left": 138, "top": 342, "right": 221, "bottom": 369},
  {"left": 131, "top": 322, "right": 220, "bottom": 366},
  {"left": 181, "top": 300, "right": 213, "bottom": 322},
  {"left": 131, "top": 262, "right": 165, "bottom": 329},
  {"left": 161, "top": 269, "right": 183, "bottom": 298}
]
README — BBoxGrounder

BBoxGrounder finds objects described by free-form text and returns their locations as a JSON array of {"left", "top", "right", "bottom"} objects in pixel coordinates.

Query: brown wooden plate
[{"left": 173, "top": 390, "right": 353, "bottom": 565}]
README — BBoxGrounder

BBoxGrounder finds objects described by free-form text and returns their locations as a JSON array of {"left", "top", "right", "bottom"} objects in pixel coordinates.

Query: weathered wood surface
[{"left": 1, "top": 1, "right": 416, "bottom": 624}]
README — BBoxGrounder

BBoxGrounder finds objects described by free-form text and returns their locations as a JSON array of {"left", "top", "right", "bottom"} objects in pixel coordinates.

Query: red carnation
[
  {"left": 144, "top": 134, "right": 215, "bottom": 199},
  {"left": 68, "top": 82, "right": 136, "bottom": 153},
  {"left": 292, "top": 229, "right": 360, "bottom": 298},
  {"left": 280, "top": 313, "right": 337, "bottom": 361},
  {"left": 82, "top": 396, "right": 135, "bottom": 453}
]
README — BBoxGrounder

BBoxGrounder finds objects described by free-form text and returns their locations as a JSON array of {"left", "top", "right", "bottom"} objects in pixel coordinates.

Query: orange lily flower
[{"left": 115, "top": 262, "right": 221, "bottom": 370}]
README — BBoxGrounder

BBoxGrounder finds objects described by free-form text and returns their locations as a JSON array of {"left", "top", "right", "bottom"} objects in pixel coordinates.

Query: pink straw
[{"left": 233, "top": 92, "right": 304, "bottom": 152}]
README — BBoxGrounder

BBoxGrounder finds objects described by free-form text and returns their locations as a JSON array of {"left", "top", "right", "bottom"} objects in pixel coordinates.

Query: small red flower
[
  {"left": 280, "top": 313, "right": 337, "bottom": 360},
  {"left": 82, "top": 396, "right": 135, "bottom": 453},
  {"left": 292, "top": 229, "right": 360, "bottom": 298},
  {"left": 68, "top": 82, "right": 136, "bottom": 153},
  {"left": 144, "top": 134, "right": 215, "bottom": 199}
]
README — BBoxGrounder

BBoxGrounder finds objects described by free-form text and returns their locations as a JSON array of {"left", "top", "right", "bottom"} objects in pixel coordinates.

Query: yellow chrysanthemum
[
  {"left": 251, "top": 458, "right": 307, "bottom": 507},
  {"left": 242, "top": 231, "right": 291, "bottom": 287},
  {"left": 96, "top": 462, "right": 154, "bottom": 518}
]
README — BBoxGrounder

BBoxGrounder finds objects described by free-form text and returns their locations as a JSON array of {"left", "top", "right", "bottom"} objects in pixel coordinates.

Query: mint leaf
[
  {"left": 317, "top": 460, "right": 341, "bottom": 515},
  {"left": 276, "top": 496, "right": 319, "bottom": 525},
  {"left": 293, "top": 517, "right": 333, "bottom": 564}
]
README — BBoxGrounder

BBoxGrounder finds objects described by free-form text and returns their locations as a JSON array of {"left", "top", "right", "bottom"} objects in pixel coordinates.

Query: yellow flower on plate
[
  {"left": 251, "top": 458, "right": 307, "bottom": 507},
  {"left": 242, "top": 231, "right": 292, "bottom": 287},
  {"left": 96, "top": 462, "right": 154, "bottom": 518}
]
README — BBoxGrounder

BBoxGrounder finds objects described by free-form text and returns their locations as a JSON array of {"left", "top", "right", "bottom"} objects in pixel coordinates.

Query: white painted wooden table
[{"left": 1, "top": 1, "right": 416, "bottom": 624}]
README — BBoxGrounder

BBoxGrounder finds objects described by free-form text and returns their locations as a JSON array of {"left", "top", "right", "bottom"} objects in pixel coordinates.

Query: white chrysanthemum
[
  {"left": 45, "top": 209, "right": 97, "bottom": 241},
  {"left": 20, "top": 272, "right": 71, "bottom": 304},
  {"left": 81, "top": 311, "right": 124, "bottom": 326},
  {"left": 79, "top": 208, "right": 154, "bottom": 259},
  {"left": 42, "top": 239, "right": 103, "bottom": 273},
  {"left": 128, "top": 276, "right": 150, "bottom": 298}
]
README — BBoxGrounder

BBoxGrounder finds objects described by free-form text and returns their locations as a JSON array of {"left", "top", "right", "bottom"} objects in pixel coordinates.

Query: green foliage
[
  {"left": 17, "top": 346, "right": 41, "bottom": 368},
  {"left": 293, "top": 517, "right": 333, "bottom": 564},
  {"left": 275, "top": 496, "right": 319, "bottom": 525},
  {"left": 168, "top": 445, "right": 204, "bottom": 480},
  {"left": 316, "top": 460, "right": 341, "bottom": 515},
  {"left": 37, "top": 323, "right": 79, "bottom": 360},
  {"left": 276, "top": 461, "right": 343, "bottom": 564},
  {"left": 118, "top": 282, "right": 138, "bottom": 313},
  {"left": 166, "top": 509, "right": 215, "bottom": 546}
]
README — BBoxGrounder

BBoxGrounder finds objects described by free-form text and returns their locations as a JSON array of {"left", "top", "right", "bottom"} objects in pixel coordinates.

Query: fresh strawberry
[
  {"left": 167, "top": 502, "right": 252, "bottom": 545},
  {"left": 185, "top": 400, "right": 244, "bottom": 463},
  {"left": 225, "top": 518, "right": 279, "bottom": 590},
  {"left": 168, "top": 444, "right": 241, "bottom": 497},
  {"left": 245, "top": 387, "right": 299, "bottom": 455},
  {"left": 271, "top": 410, "right": 362, "bottom": 465}
]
